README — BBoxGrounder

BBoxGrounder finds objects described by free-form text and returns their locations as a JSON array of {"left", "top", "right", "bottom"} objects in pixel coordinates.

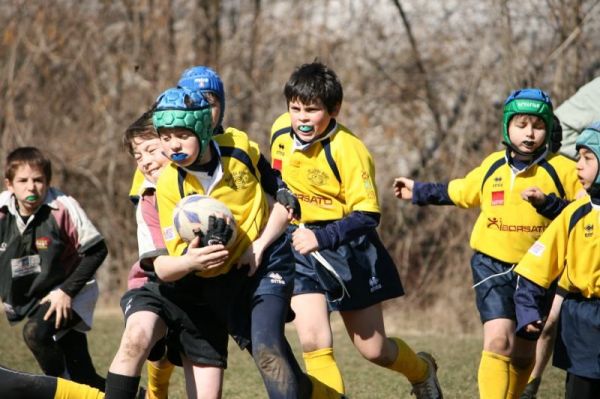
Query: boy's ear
[
  {"left": 330, "top": 103, "right": 341, "bottom": 118},
  {"left": 4, "top": 178, "right": 13, "bottom": 192}
]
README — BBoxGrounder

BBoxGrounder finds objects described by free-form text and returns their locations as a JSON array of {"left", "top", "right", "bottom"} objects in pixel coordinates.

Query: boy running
[
  {"left": 271, "top": 61, "right": 442, "bottom": 399},
  {"left": 394, "top": 88, "right": 581, "bottom": 398}
]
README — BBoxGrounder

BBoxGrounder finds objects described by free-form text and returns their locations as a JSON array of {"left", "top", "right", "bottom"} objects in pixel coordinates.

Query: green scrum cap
[
  {"left": 502, "top": 88, "right": 554, "bottom": 152},
  {"left": 153, "top": 87, "right": 213, "bottom": 157}
]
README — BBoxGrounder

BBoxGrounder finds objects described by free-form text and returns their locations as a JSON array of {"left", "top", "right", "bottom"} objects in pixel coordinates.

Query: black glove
[
  {"left": 276, "top": 187, "right": 301, "bottom": 219},
  {"left": 193, "top": 215, "right": 234, "bottom": 246}
]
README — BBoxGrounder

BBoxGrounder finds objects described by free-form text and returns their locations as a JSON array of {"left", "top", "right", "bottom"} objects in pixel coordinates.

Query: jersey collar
[
  {"left": 292, "top": 119, "right": 338, "bottom": 152},
  {"left": 505, "top": 147, "right": 548, "bottom": 174}
]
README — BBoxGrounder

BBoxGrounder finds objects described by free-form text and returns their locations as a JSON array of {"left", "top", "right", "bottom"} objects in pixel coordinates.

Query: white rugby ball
[{"left": 173, "top": 194, "right": 237, "bottom": 245}]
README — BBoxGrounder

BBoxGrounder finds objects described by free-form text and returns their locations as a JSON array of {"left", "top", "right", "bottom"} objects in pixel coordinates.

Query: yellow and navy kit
[
  {"left": 156, "top": 127, "right": 270, "bottom": 277},
  {"left": 515, "top": 196, "right": 600, "bottom": 296},
  {"left": 427, "top": 150, "right": 580, "bottom": 263},
  {"left": 270, "top": 112, "right": 379, "bottom": 223}
]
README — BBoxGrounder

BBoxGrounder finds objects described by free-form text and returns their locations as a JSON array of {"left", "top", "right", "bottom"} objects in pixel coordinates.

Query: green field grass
[{"left": 0, "top": 308, "right": 565, "bottom": 398}]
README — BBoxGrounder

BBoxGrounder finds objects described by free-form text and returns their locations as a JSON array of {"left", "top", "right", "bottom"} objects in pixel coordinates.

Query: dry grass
[{"left": 0, "top": 306, "right": 566, "bottom": 398}]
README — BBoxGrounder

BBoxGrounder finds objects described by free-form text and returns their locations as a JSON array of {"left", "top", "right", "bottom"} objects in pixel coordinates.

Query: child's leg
[
  {"left": 181, "top": 355, "right": 223, "bottom": 399},
  {"left": 0, "top": 364, "right": 104, "bottom": 399},
  {"left": 521, "top": 294, "right": 563, "bottom": 398},
  {"left": 106, "top": 311, "right": 167, "bottom": 399},
  {"left": 251, "top": 293, "right": 306, "bottom": 399},
  {"left": 507, "top": 337, "right": 535, "bottom": 398},
  {"left": 292, "top": 293, "right": 345, "bottom": 395},
  {"left": 22, "top": 304, "right": 68, "bottom": 377},
  {"left": 478, "top": 318, "right": 514, "bottom": 399},
  {"left": 146, "top": 358, "right": 174, "bottom": 399},
  {"left": 340, "top": 303, "right": 428, "bottom": 382},
  {"left": 145, "top": 338, "right": 174, "bottom": 399},
  {"left": 57, "top": 329, "right": 106, "bottom": 390},
  {"left": 565, "top": 373, "right": 600, "bottom": 399}
]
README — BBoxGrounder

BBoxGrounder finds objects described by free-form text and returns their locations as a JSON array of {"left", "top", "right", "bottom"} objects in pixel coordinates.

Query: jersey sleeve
[
  {"left": 447, "top": 163, "right": 486, "bottom": 208},
  {"left": 155, "top": 166, "right": 188, "bottom": 257},
  {"left": 137, "top": 189, "right": 167, "bottom": 262},
  {"left": 55, "top": 191, "right": 104, "bottom": 253},
  {"left": 338, "top": 138, "right": 379, "bottom": 213}
]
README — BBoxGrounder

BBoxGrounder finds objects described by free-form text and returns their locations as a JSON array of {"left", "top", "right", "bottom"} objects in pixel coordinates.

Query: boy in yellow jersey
[
  {"left": 271, "top": 61, "right": 442, "bottom": 399},
  {"left": 394, "top": 88, "right": 581, "bottom": 399},
  {"left": 514, "top": 122, "right": 600, "bottom": 399},
  {"left": 151, "top": 85, "right": 325, "bottom": 399}
]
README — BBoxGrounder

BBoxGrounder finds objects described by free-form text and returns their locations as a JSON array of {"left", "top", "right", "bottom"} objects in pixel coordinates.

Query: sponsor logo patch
[
  {"left": 36, "top": 237, "right": 51, "bottom": 250},
  {"left": 487, "top": 217, "right": 545, "bottom": 233},
  {"left": 273, "top": 158, "right": 282, "bottom": 171},
  {"left": 491, "top": 191, "right": 504, "bottom": 205},
  {"left": 585, "top": 224, "right": 594, "bottom": 238},
  {"left": 528, "top": 241, "right": 545, "bottom": 257}
]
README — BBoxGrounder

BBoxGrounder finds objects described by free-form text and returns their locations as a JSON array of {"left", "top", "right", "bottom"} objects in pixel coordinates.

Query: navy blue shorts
[
  {"left": 553, "top": 295, "right": 600, "bottom": 379},
  {"left": 472, "top": 252, "right": 556, "bottom": 324},
  {"left": 247, "top": 233, "right": 295, "bottom": 300},
  {"left": 290, "top": 225, "right": 404, "bottom": 312},
  {"left": 120, "top": 284, "right": 230, "bottom": 368},
  {"left": 471, "top": 252, "right": 517, "bottom": 323}
]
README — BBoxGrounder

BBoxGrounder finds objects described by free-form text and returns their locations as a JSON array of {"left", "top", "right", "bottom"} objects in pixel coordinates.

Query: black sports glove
[
  {"left": 276, "top": 188, "right": 301, "bottom": 219},
  {"left": 193, "top": 215, "right": 234, "bottom": 246}
]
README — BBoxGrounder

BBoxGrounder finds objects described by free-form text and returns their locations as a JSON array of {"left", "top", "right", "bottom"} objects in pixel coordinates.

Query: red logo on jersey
[
  {"left": 491, "top": 191, "right": 504, "bottom": 205},
  {"left": 35, "top": 237, "right": 51, "bottom": 250},
  {"left": 273, "top": 158, "right": 282, "bottom": 171}
]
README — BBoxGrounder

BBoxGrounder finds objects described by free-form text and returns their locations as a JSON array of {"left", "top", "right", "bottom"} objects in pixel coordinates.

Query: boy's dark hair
[
  {"left": 284, "top": 62, "right": 343, "bottom": 114},
  {"left": 123, "top": 104, "right": 159, "bottom": 156},
  {"left": 5, "top": 147, "right": 52, "bottom": 183}
]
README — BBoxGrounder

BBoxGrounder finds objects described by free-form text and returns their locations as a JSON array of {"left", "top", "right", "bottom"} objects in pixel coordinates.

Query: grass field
[{"left": 0, "top": 308, "right": 565, "bottom": 398}]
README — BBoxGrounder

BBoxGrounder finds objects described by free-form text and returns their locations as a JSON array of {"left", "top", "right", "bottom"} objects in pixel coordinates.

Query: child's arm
[
  {"left": 294, "top": 210, "right": 379, "bottom": 254},
  {"left": 514, "top": 275, "right": 548, "bottom": 339},
  {"left": 153, "top": 237, "right": 229, "bottom": 282},
  {"left": 41, "top": 240, "right": 108, "bottom": 329},
  {"left": 257, "top": 152, "right": 301, "bottom": 220},
  {"left": 239, "top": 202, "right": 290, "bottom": 275},
  {"left": 393, "top": 177, "right": 454, "bottom": 205},
  {"left": 522, "top": 187, "right": 570, "bottom": 220}
]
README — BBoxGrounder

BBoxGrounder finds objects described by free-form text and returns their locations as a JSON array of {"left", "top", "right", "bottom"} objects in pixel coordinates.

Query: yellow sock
[
  {"left": 308, "top": 375, "right": 344, "bottom": 399},
  {"left": 386, "top": 337, "right": 428, "bottom": 384},
  {"left": 507, "top": 361, "right": 535, "bottom": 399},
  {"left": 55, "top": 378, "right": 104, "bottom": 399},
  {"left": 146, "top": 360, "right": 175, "bottom": 399},
  {"left": 303, "top": 348, "right": 345, "bottom": 395},
  {"left": 478, "top": 350, "right": 510, "bottom": 399}
]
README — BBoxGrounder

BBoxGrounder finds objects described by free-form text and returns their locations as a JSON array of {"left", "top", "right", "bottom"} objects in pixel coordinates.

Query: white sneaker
[{"left": 410, "top": 352, "right": 443, "bottom": 399}]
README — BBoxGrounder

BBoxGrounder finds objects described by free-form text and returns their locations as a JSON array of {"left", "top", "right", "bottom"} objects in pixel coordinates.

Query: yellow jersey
[
  {"left": 270, "top": 112, "right": 379, "bottom": 223},
  {"left": 156, "top": 127, "right": 270, "bottom": 277},
  {"left": 447, "top": 150, "right": 580, "bottom": 263},
  {"left": 515, "top": 196, "right": 600, "bottom": 298}
]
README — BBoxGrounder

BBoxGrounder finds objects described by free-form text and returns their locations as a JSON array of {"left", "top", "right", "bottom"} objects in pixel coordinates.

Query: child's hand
[
  {"left": 292, "top": 227, "right": 319, "bottom": 255},
  {"left": 238, "top": 239, "right": 266, "bottom": 276},
  {"left": 185, "top": 236, "right": 229, "bottom": 272},
  {"left": 524, "top": 319, "right": 545, "bottom": 335},
  {"left": 41, "top": 289, "right": 72, "bottom": 329},
  {"left": 393, "top": 177, "right": 414, "bottom": 200},
  {"left": 521, "top": 187, "right": 546, "bottom": 206}
]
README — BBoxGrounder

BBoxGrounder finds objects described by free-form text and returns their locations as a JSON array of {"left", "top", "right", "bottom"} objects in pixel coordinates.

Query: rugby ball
[{"left": 173, "top": 195, "right": 237, "bottom": 245}]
